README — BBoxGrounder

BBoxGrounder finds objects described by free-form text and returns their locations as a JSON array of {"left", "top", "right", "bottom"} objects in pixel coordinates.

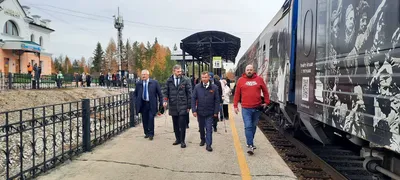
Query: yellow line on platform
[{"left": 229, "top": 105, "right": 251, "bottom": 180}]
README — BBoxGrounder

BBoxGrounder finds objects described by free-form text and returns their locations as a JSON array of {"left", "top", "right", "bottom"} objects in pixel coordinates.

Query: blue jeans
[
  {"left": 241, "top": 108, "right": 261, "bottom": 146},
  {"left": 198, "top": 115, "right": 213, "bottom": 146}
]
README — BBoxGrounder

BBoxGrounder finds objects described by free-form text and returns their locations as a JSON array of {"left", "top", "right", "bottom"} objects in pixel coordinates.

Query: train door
[{"left": 295, "top": 0, "right": 317, "bottom": 115}]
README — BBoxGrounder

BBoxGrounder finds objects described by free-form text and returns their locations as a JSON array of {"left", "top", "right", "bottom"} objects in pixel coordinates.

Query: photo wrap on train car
[
  {"left": 267, "top": 18, "right": 291, "bottom": 104},
  {"left": 296, "top": 0, "right": 317, "bottom": 115},
  {"left": 315, "top": 0, "right": 400, "bottom": 153}
]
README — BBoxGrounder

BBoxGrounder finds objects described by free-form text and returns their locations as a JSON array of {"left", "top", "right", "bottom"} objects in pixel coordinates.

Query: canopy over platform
[{"left": 180, "top": 31, "right": 241, "bottom": 65}]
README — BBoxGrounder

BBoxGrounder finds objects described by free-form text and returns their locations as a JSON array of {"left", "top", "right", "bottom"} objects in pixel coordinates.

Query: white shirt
[{"left": 203, "top": 82, "right": 210, "bottom": 89}]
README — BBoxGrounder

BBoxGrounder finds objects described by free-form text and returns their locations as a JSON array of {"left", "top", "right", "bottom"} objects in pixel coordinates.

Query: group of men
[{"left": 134, "top": 64, "right": 269, "bottom": 155}]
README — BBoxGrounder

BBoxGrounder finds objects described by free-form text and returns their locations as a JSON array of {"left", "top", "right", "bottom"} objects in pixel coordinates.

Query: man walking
[
  {"left": 209, "top": 72, "right": 223, "bottom": 132},
  {"left": 135, "top": 69, "right": 163, "bottom": 140},
  {"left": 163, "top": 65, "right": 192, "bottom": 148},
  {"left": 233, "top": 64, "right": 270, "bottom": 155},
  {"left": 192, "top": 71, "right": 220, "bottom": 152}
]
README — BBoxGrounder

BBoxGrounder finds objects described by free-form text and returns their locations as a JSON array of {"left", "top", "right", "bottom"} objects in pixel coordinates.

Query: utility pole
[{"left": 114, "top": 7, "right": 124, "bottom": 88}]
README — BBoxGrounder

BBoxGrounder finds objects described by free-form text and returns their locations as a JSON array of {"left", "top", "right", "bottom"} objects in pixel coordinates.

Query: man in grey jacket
[
  {"left": 191, "top": 71, "right": 220, "bottom": 152},
  {"left": 163, "top": 65, "right": 192, "bottom": 148}
]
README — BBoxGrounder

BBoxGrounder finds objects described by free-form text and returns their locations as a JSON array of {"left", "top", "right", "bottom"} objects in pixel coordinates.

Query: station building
[{"left": 0, "top": 0, "right": 54, "bottom": 76}]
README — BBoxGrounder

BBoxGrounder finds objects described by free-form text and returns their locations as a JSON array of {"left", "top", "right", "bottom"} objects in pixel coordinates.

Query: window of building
[
  {"left": 31, "top": 34, "right": 35, "bottom": 42},
  {"left": 3, "top": 20, "right": 19, "bottom": 36},
  {"left": 39, "top": 36, "right": 43, "bottom": 46}
]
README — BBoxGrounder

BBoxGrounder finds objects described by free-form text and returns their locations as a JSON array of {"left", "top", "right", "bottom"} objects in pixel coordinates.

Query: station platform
[{"left": 37, "top": 105, "right": 296, "bottom": 180}]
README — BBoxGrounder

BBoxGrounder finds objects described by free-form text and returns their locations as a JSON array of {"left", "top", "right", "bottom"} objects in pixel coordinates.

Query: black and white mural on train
[
  {"left": 268, "top": 22, "right": 290, "bottom": 103},
  {"left": 315, "top": 0, "right": 400, "bottom": 152}
]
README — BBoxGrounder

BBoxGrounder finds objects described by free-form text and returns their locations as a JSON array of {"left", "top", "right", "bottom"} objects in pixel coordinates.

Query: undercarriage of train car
[{"left": 263, "top": 101, "right": 400, "bottom": 179}]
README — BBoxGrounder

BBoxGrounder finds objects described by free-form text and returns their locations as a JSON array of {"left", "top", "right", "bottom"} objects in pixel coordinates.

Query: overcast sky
[{"left": 19, "top": 0, "right": 285, "bottom": 67}]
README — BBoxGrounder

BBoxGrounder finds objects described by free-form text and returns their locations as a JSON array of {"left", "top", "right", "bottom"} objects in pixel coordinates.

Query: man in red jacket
[{"left": 233, "top": 64, "right": 270, "bottom": 155}]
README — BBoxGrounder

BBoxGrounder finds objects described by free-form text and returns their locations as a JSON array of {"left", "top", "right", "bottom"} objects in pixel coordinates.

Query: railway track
[{"left": 258, "top": 114, "right": 376, "bottom": 180}]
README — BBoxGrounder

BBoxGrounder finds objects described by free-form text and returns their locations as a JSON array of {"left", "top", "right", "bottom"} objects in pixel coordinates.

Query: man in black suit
[
  {"left": 134, "top": 69, "right": 163, "bottom": 140},
  {"left": 162, "top": 64, "right": 192, "bottom": 148}
]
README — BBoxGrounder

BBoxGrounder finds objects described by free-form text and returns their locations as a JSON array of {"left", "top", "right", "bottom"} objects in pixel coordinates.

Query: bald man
[
  {"left": 134, "top": 69, "right": 163, "bottom": 140},
  {"left": 233, "top": 64, "right": 270, "bottom": 155}
]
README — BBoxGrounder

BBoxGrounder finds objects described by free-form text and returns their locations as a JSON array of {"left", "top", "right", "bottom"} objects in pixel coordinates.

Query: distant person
[
  {"left": 209, "top": 72, "right": 222, "bottom": 132},
  {"left": 163, "top": 64, "right": 192, "bottom": 148},
  {"left": 233, "top": 64, "right": 270, "bottom": 155},
  {"left": 27, "top": 62, "right": 33, "bottom": 75},
  {"left": 220, "top": 79, "right": 232, "bottom": 120},
  {"left": 135, "top": 69, "right": 163, "bottom": 140},
  {"left": 86, "top": 73, "right": 91, "bottom": 87},
  {"left": 192, "top": 71, "right": 220, "bottom": 152},
  {"left": 99, "top": 73, "right": 105, "bottom": 86},
  {"left": 56, "top": 71, "right": 64, "bottom": 88},
  {"left": 33, "top": 63, "right": 41, "bottom": 89}
]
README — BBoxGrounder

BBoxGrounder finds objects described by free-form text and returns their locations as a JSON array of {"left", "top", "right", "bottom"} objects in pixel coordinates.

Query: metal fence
[
  {"left": 0, "top": 73, "right": 138, "bottom": 91},
  {"left": 0, "top": 92, "right": 138, "bottom": 180}
]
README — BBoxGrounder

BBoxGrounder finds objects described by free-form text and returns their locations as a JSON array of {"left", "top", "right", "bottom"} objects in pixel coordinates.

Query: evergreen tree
[{"left": 92, "top": 42, "right": 104, "bottom": 73}]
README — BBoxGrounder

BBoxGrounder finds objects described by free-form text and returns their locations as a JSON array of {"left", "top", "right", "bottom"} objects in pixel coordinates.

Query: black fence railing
[{"left": 0, "top": 92, "right": 138, "bottom": 180}]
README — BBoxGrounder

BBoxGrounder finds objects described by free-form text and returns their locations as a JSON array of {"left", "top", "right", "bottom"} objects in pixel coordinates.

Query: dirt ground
[{"left": 0, "top": 88, "right": 127, "bottom": 112}]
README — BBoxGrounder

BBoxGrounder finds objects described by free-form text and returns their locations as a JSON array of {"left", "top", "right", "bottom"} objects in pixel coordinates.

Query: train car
[{"left": 236, "top": 0, "right": 400, "bottom": 178}]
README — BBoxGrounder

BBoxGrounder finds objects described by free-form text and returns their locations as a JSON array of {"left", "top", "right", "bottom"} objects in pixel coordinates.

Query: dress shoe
[
  {"left": 149, "top": 136, "right": 153, "bottom": 140},
  {"left": 144, "top": 135, "right": 149, "bottom": 138},
  {"left": 206, "top": 145, "right": 213, "bottom": 152},
  {"left": 199, "top": 140, "right": 205, "bottom": 146},
  {"left": 181, "top": 142, "right": 187, "bottom": 148},
  {"left": 172, "top": 141, "right": 181, "bottom": 145}
]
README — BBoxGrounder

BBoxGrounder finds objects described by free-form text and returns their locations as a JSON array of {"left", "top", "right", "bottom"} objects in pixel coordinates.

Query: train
[{"left": 235, "top": 0, "right": 400, "bottom": 178}]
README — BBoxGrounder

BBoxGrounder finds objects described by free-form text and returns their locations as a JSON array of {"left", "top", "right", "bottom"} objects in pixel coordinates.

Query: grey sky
[{"left": 19, "top": 0, "right": 285, "bottom": 67}]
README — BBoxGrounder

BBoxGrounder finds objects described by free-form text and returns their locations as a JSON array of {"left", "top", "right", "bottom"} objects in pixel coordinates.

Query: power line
[
  {"left": 32, "top": 6, "right": 97, "bottom": 35},
  {"left": 27, "top": 3, "right": 257, "bottom": 35}
]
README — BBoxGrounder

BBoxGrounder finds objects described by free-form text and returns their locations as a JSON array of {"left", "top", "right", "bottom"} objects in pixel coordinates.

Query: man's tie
[
  {"left": 175, "top": 78, "right": 179, "bottom": 87},
  {"left": 144, "top": 81, "right": 147, "bottom": 101}
]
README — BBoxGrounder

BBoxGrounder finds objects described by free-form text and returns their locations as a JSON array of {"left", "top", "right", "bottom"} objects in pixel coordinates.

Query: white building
[{"left": 0, "top": 0, "right": 54, "bottom": 75}]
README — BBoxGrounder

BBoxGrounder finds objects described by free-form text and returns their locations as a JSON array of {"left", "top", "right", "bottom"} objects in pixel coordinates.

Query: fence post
[
  {"left": 8, "top": 73, "right": 12, "bottom": 89},
  {"left": 129, "top": 91, "right": 135, "bottom": 127},
  {"left": 82, "top": 99, "right": 91, "bottom": 151}
]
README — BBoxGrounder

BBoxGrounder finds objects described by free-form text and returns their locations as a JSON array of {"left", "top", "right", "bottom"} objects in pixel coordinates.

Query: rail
[{"left": 259, "top": 113, "right": 347, "bottom": 180}]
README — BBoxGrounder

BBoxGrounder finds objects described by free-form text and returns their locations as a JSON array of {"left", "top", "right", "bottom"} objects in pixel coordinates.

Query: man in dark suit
[
  {"left": 135, "top": 69, "right": 163, "bottom": 140},
  {"left": 192, "top": 71, "right": 220, "bottom": 152},
  {"left": 162, "top": 64, "right": 192, "bottom": 148}
]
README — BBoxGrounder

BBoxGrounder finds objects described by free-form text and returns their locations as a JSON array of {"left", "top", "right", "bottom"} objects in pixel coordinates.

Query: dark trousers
[
  {"left": 141, "top": 101, "right": 155, "bottom": 136},
  {"left": 198, "top": 115, "right": 213, "bottom": 146},
  {"left": 223, "top": 104, "right": 229, "bottom": 119},
  {"left": 172, "top": 115, "right": 187, "bottom": 142},
  {"left": 213, "top": 116, "right": 218, "bottom": 129},
  {"left": 186, "top": 114, "right": 189, "bottom": 127}
]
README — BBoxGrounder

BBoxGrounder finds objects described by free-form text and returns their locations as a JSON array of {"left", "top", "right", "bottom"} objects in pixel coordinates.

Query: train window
[{"left": 303, "top": 9, "right": 313, "bottom": 57}]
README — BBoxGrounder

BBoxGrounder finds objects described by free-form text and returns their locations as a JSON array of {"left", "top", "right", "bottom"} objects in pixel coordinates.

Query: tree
[
  {"left": 92, "top": 42, "right": 104, "bottom": 73},
  {"left": 53, "top": 55, "right": 63, "bottom": 73},
  {"left": 125, "top": 39, "right": 133, "bottom": 72},
  {"left": 104, "top": 38, "right": 117, "bottom": 73},
  {"left": 63, "top": 56, "right": 73, "bottom": 74}
]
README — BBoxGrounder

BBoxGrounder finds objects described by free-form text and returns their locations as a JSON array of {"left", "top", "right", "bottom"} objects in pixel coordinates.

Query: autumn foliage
[{"left": 51, "top": 37, "right": 176, "bottom": 82}]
